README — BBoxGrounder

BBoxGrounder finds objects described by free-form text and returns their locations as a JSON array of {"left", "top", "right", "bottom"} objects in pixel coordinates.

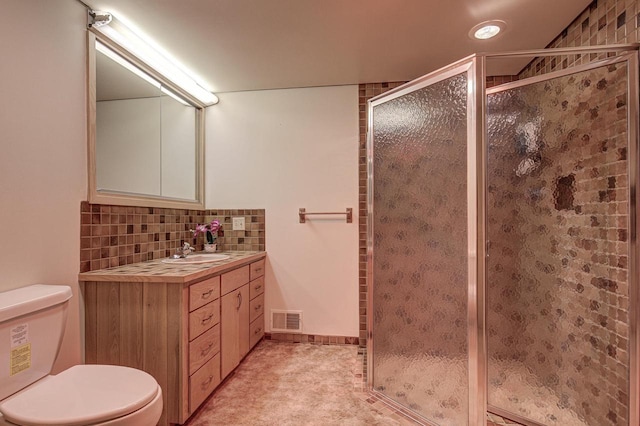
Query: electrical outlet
[{"left": 232, "top": 217, "right": 245, "bottom": 231}]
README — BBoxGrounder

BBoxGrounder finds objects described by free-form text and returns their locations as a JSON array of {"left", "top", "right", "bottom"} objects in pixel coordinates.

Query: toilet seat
[{"left": 0, "top": 364, "right": 160, "bottom": 426}]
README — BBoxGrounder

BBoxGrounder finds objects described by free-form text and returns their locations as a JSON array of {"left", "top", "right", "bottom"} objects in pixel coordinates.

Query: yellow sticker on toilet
[{"left": 10, "top": 343, "right": 31, "bottom": 376}]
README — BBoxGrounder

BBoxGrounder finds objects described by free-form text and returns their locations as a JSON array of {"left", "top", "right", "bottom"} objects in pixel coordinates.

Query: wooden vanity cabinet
[
  {"left": 81, "top": 255, "right": 266, "bottom": 426},
  {"left": 249, "top": 259, "right": 265, "bottom": 349}
]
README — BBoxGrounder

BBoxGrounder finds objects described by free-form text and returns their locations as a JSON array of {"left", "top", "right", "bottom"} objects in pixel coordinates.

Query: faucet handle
[{"left": 182, "top": 242, "right": 194, "bottom": 255}]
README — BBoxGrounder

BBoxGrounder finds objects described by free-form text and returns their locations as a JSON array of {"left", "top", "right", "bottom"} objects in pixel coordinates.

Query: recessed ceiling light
[{"left": 470, "top": 20, "right": 506, "bottom": 40}]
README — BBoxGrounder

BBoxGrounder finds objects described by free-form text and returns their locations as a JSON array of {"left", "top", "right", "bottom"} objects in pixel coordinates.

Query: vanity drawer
[
  {"left": 189, "top": 324, "right": 220, "bottom": 375},
  {"left": 249, "top": 293, "right": 264, "bottom": 324},
  {"left": 249, "top": 276, "right": 265, "bottom": 299},
  {"left": 189, "top": 299, "right": 220, "bottom": 340},
  {"left": 250, "top": 259, "right": 265, "bottom": 280},
  {"left": 221, "top": 266, "right": 249, "bottom": 295},
  {"left": 250, "top": 314, "right": 264, "bottom": 349},
  {"left": 189, "top": 276, "right": 220, "bottom": 312},
  {"left": 189, "top": 353, "right": 220, "bottom": 413}
]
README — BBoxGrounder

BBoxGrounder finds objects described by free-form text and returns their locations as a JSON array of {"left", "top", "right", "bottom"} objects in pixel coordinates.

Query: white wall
[
  {"left": 0, "top": 1, "right": 87, "bottom": 371},
  {"left": 206, "top": 86, "right": 360, "bottom": 337}
]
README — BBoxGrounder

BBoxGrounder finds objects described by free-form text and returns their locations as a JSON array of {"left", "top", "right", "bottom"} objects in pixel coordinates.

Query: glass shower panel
[
  {"left": 486, "top": 61, "right": 630, "bottom": 425},
  {"left": 371, "top": 72, "right": 469, "bottom": 425}
]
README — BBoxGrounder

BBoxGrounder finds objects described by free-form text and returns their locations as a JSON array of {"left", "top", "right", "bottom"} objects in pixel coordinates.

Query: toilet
[{"left": 0, "top": 285, "right": 163, "bottom": 425}]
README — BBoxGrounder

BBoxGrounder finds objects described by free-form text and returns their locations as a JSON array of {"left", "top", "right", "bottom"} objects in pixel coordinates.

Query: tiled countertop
[{"left": 78, "top": 251, "right": 266, "bottom": 284}]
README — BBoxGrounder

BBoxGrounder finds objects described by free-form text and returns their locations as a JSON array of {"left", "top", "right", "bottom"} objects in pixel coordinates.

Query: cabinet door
[
  {"left": 238, "top": 284, "right": 250, "bottom": 359},
  {"left": 221, "top": 284, "right": 250, "bottom": 379}
]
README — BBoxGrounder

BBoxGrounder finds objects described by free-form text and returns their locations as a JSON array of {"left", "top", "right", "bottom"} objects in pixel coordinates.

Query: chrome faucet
[{"left": 173, "top": 242, "right": 194, "bottom": 258}]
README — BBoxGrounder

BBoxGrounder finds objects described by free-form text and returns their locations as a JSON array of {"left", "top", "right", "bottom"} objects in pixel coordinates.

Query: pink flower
[
  {"left": 191, "top": 221, "right": 222, "bottom": 240},
  {"left": 192, "top": 224, "right": 208, "bottom": 237}
]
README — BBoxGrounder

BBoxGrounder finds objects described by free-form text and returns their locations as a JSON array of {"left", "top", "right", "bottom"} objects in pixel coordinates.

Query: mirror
[{"left": 88, "top": 33, "right": 205, "bottom": 209}]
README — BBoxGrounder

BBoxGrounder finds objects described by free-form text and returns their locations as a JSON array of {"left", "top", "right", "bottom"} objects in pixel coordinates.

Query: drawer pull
[
  {"left": 254, "top": 267, "right": 262, "bottom": 273},
  {"left": 201, "top": 375, "right": 214, "bottom": 389},
  {"left": 254, "top": 285, "right": 262, "bottom": 291},
  {"left": 200, "top": 342, "right": 214, "bottom": 356},
  {"left": 254, "top": 327, "right": 262, "bottom": 335},
  {"left": 201, "top": 289, "right": 214, "bottom": 299},
  {"left": 201, "top": 314, "right": 214, "bottom": 325},
  {"left": 255, "top": 304, "right": 262, "bottom": 311}
]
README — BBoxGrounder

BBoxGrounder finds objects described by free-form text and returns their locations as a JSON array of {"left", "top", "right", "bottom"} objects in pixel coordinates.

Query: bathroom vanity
[{"left": 78, "top": 251, "right": 266, "bottom": 426}]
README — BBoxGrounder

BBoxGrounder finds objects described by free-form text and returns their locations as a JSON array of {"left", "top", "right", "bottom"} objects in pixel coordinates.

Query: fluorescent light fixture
[
  {"left": 161, "top": 87, "right": 191, "bottom": 106},
  {"left": 97, "top": 40, "right": 193, "bottom": 107},
  {"left": 469, "top": 20, "right": 506, "bottom": 40},
  {"left": 96, "top": 41, "right": 160, "bottom": 89},
  {"left": 92, "top": 12, "right": 218, "bottom": 106}
]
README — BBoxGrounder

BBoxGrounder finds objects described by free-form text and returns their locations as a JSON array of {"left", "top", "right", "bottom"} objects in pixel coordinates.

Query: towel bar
[{"left": 299, "top": 208, "right": 352, "bottom": 223}]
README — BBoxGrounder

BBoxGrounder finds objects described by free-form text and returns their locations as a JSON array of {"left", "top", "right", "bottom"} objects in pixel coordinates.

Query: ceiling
[{"left": 84, "top": 0, "right": 593, "bottom": 94}]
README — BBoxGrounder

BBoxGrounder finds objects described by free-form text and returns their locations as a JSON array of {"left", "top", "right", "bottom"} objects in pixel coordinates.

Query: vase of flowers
[{"left": 192, "top": 220, "right": 221, "bottom": 252}]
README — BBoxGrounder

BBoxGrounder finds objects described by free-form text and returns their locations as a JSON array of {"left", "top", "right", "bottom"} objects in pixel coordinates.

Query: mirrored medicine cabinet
[{"left": 87, "top": 31, "right": 205, "bottom": 209}]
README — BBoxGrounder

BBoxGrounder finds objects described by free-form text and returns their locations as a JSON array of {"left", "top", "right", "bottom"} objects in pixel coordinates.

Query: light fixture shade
[
  {"left": 92, "top": 13, "right": 218, "bottom": 106},
  {"left": 469, "top": 20, "right": 506, "bottom": 40},
  {"left": 474, "top": 25, "right": 501, "bottom": 40}
]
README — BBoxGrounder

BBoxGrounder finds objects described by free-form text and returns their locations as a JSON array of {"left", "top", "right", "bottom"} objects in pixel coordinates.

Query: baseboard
[{"left": 265, "top": 332, "right": 360, "bottom": 345}]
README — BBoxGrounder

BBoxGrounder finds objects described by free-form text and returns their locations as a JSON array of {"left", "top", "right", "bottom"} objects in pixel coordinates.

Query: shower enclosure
[{"left": 367, "top": 45, "right": 639, "bottom": 426}]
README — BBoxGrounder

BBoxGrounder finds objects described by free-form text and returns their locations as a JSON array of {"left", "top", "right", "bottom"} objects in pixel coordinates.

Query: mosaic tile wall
[
  {"left": 80, "top": 201, "right": 265, "bottom": 272},
  {"left": 520, "top": 0, "right": 640, "bottom": 78},
  {"left": 486, "top": 75, "right": 519, "bottom": 88},
  {"left": 486, "top": 62, "right": 630, "bottom": 425}
]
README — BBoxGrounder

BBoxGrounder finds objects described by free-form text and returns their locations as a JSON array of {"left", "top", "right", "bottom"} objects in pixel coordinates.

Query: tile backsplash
[{"left": 80, "top": 201, "right": 265, "bottom": 272}]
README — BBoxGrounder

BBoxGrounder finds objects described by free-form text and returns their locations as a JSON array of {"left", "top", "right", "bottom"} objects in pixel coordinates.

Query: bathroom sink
[{"left": 161, "top": 253, "right": 230, "bottom": 264}]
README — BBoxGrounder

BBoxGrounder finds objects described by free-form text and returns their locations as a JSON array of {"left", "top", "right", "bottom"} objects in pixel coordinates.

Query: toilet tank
[{"left": 0, "top": 285, "right": 72, "bottom": 401}]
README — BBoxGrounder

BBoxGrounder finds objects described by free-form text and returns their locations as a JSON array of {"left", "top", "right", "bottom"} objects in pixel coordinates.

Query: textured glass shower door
[
  {"left": 486, "top": 57, "right": 635, "bottom": 425},
  {"left": 368, "top": 64, "right": 475, "bottom": 425}
]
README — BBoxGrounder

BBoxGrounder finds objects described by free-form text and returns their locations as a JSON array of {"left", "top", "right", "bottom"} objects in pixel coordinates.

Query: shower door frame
[
  {"left": 367, "top": 44, "right": 640, "bottom": 426},
  {"left": 366, "top": 55, "right": 487, "bottom": 426}
]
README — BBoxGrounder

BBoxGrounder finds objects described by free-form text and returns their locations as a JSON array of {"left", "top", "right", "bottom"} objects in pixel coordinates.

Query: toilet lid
[{"left": 0, "top": 364, "right": 160, "bottom": 426}]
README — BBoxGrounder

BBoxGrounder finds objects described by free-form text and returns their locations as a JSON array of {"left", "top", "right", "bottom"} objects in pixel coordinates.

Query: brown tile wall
[
  {"left": 80, "top": 201, "right": 265, "bottom": 272},
  {"left": 519, "top": 0, "right": 640, "bottom": 78},
  {"left": 486, "top": 75, "right": 519, "bottom": 88},
  {"left": 205, "top": 210, "right": 266, "bottom": 252}
]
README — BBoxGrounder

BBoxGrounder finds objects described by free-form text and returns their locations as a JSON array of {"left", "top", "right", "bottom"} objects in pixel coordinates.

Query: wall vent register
[{"left": 271, "top": 310, "right": 302, "bottom": 333}]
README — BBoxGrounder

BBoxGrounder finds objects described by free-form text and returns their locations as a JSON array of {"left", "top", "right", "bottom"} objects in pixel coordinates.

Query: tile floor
[{"left": 185, "top": 340, "right": 524, "bottom": 426}]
